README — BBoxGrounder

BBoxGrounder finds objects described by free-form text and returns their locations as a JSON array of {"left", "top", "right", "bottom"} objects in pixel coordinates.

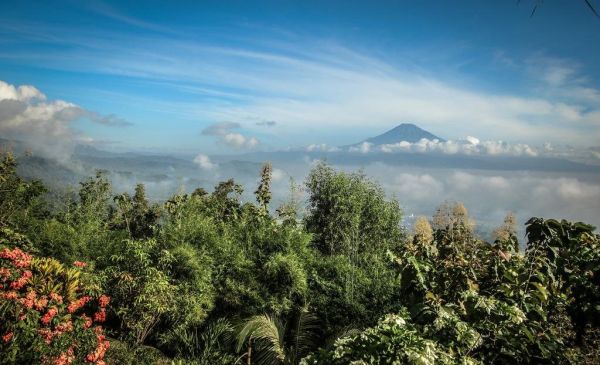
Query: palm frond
[
  {"left": 235, "top": 314, "right": 285, "bottom": 364},
  {"left": 288, "top": 308, "right": 320, "bottom": 363},
  {"left": 202, "top": 318, "right": 234, "bottom": 348},
  {"left": 200, "top": 318, "right": 234, "bottom": 359},
  {"left": 324, "top": 325, "right": 362, "bottom": 350}
]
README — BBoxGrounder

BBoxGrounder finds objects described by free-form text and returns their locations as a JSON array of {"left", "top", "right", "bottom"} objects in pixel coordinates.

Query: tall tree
[{"left": 255, "top": 162, "right": 273, "bottom": 212}]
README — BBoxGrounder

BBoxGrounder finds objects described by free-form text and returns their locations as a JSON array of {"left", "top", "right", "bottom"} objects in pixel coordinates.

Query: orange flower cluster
[
  {"left": 0, "top": 247, "right": 33, "bottom": 292},
  {"left": 41, "top": 307, "right": 59, "bottom": 325},
  {"left": 51, "top": 346, "right": 75, "bottom": 365},
  {"left": 2, "top": 290, "right": 18, "bottom": 300},
  {"left": 37, "top": 319, "right": 74, "bottom": 344},
  {"left": 93, "top": 309, "right": 106, "bottom": 323},
  {"left": 98, "top": 294, "right": 110, "bottom": 308},
  {"left": 85, "top": 328, "right": 110, "bottom": 364},
  {"left": 67, "top": 295, "right": 91, "bottom": 314},
  {"left": 2, "top": 331, "right": 13, "bottom": 343},
  {"left": 0, "top": 247, "right": 32, "bottom": 268},
  {"left": 93, "top": 294, "right": 111, "bottom": 323},
  {"left": 35, "top": 296, "right": 49, "bottom": 311},
  {"left": 49, "top": 292, "right": 64, "bottom": 304},
  {"left": 73, "top": 261, "right": 87, "bottom": 268},
  {"left": 19, "top": 290, "right": 37, "bottom": 308},
  {"left": 38, "top": 328, "right": 55, "bottom": 345},
  {"left": 81, "top": 314, "right": 93, "bottom": 329},
  {"left": 1, "top": 246, "right": 110, "bottom": 365},
  {"left": 9, "top": 269, "right": 32, "bottom": 290}
]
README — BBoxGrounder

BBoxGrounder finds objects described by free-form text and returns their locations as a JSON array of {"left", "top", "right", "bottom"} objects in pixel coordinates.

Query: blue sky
[{"left": 1, "top": 0, "right": 600, "bottom": 154}]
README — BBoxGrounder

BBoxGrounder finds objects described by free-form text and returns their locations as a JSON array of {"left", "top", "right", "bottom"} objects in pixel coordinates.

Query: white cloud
[
  {"left": 349, "top": 141, "right": 372, "bottom": 154},
  {"left": 223, "top": 133, "right": 259, "bottom": 149},
  {"left": 223, "top": 133, "right": 246, "bottom": 147},
  {"left": 193, "top": 153, "right": 217, "bottom": 170},
  {"left": 465, "top": 136, "right": 480, "bottom": 145},
  {"left": 306, "top": 143, "right": 340, "bottom": 152},
  {"left": 202, "top": 121, "right": 260, "bottom": 149},
  {"left": 271, "top": 168, "right": 285, "bottom": 181},
  {"left": 380, "top": 141, "right": 411, "bottom": 153},
  {"left": 373, "top": 137, "right": 540, "bottom": 157},
  {"left": 0, "top": 82, "right": 46, "bottom": 101},
  {"left": 0, "top": 80, "right": 130, "bottom": 163}
]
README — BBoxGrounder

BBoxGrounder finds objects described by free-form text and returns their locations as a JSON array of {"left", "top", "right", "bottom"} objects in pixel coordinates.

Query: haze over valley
[{"left": 2, "top": 120, "right": 599, "bottom": 237}]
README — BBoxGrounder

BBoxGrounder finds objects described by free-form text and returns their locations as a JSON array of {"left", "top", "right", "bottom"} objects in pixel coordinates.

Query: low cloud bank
[
  {"left": 377, "top": 137, "right": 538, "bottom": 157},
  {"left": 306, "top": 143, "right": 340, "bottom": 152},
  {"left": 307, "top": 136, "right": 599, "bottom": 163},
  {"left": 368, "top": 167, "right": 600, "bottom": 234}
]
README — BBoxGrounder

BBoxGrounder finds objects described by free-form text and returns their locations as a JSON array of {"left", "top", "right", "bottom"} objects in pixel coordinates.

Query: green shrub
[{"left": 1, "top": 246, "right": 110, "bottom": 365}]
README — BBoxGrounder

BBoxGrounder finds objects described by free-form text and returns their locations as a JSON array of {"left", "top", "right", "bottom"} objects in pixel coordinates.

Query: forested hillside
[{"left": 1, "top": 151, "right": 599, "bottom": 364}]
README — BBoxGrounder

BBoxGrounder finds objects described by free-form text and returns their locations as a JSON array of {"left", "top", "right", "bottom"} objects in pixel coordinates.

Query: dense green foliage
[
  {"left": 306, "top": 210, "right": 600, "bottom": 364},
  {"left": 1, "top": 152, "right": 599, "bottom": 364}
]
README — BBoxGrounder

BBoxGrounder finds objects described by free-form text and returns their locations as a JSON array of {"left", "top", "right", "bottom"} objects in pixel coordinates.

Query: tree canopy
[{"left": 1, "top": 154, "right": 599, "bottom": 364}]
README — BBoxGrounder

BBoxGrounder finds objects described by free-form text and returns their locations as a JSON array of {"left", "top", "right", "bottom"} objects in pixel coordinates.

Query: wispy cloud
[
  {"left": 1, "top": 22, "right": 599, "bottom": 147},
  {"left": 86, "top": 112, "right": 132, "bottom": 127},
  {"left": 87, "top": 0, "right": 178, "bottom": 34},
  {"left": 201, "top": 121, "right": 241, "bottom": 136},
  {"left": 255, "top": 120, "right": 277, "bottom": 127}
]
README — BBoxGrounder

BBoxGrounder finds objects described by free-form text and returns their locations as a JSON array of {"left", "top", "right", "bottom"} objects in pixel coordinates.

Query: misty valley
[{"left": 1, "top": 136, "right": 600, "bottom": 363}]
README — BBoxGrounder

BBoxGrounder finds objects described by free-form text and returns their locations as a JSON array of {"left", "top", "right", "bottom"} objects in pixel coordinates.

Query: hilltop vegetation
[{"left": 1, "top": 151, "right": 599, "bottom": 364}]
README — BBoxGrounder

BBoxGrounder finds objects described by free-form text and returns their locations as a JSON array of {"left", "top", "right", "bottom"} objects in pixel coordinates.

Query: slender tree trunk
[{"left": 247, "top": 337, "right": 252, "bottom": 365}]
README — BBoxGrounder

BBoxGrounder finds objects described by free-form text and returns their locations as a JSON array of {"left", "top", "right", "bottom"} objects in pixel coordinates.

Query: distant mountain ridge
[{"left": 350, "top": 123, "right": 445, "bottom": 147}]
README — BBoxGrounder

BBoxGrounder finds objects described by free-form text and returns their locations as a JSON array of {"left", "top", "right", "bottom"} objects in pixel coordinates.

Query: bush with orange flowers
[{"left": 0, "top": 246, "right": 111, "bottom": 365}]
